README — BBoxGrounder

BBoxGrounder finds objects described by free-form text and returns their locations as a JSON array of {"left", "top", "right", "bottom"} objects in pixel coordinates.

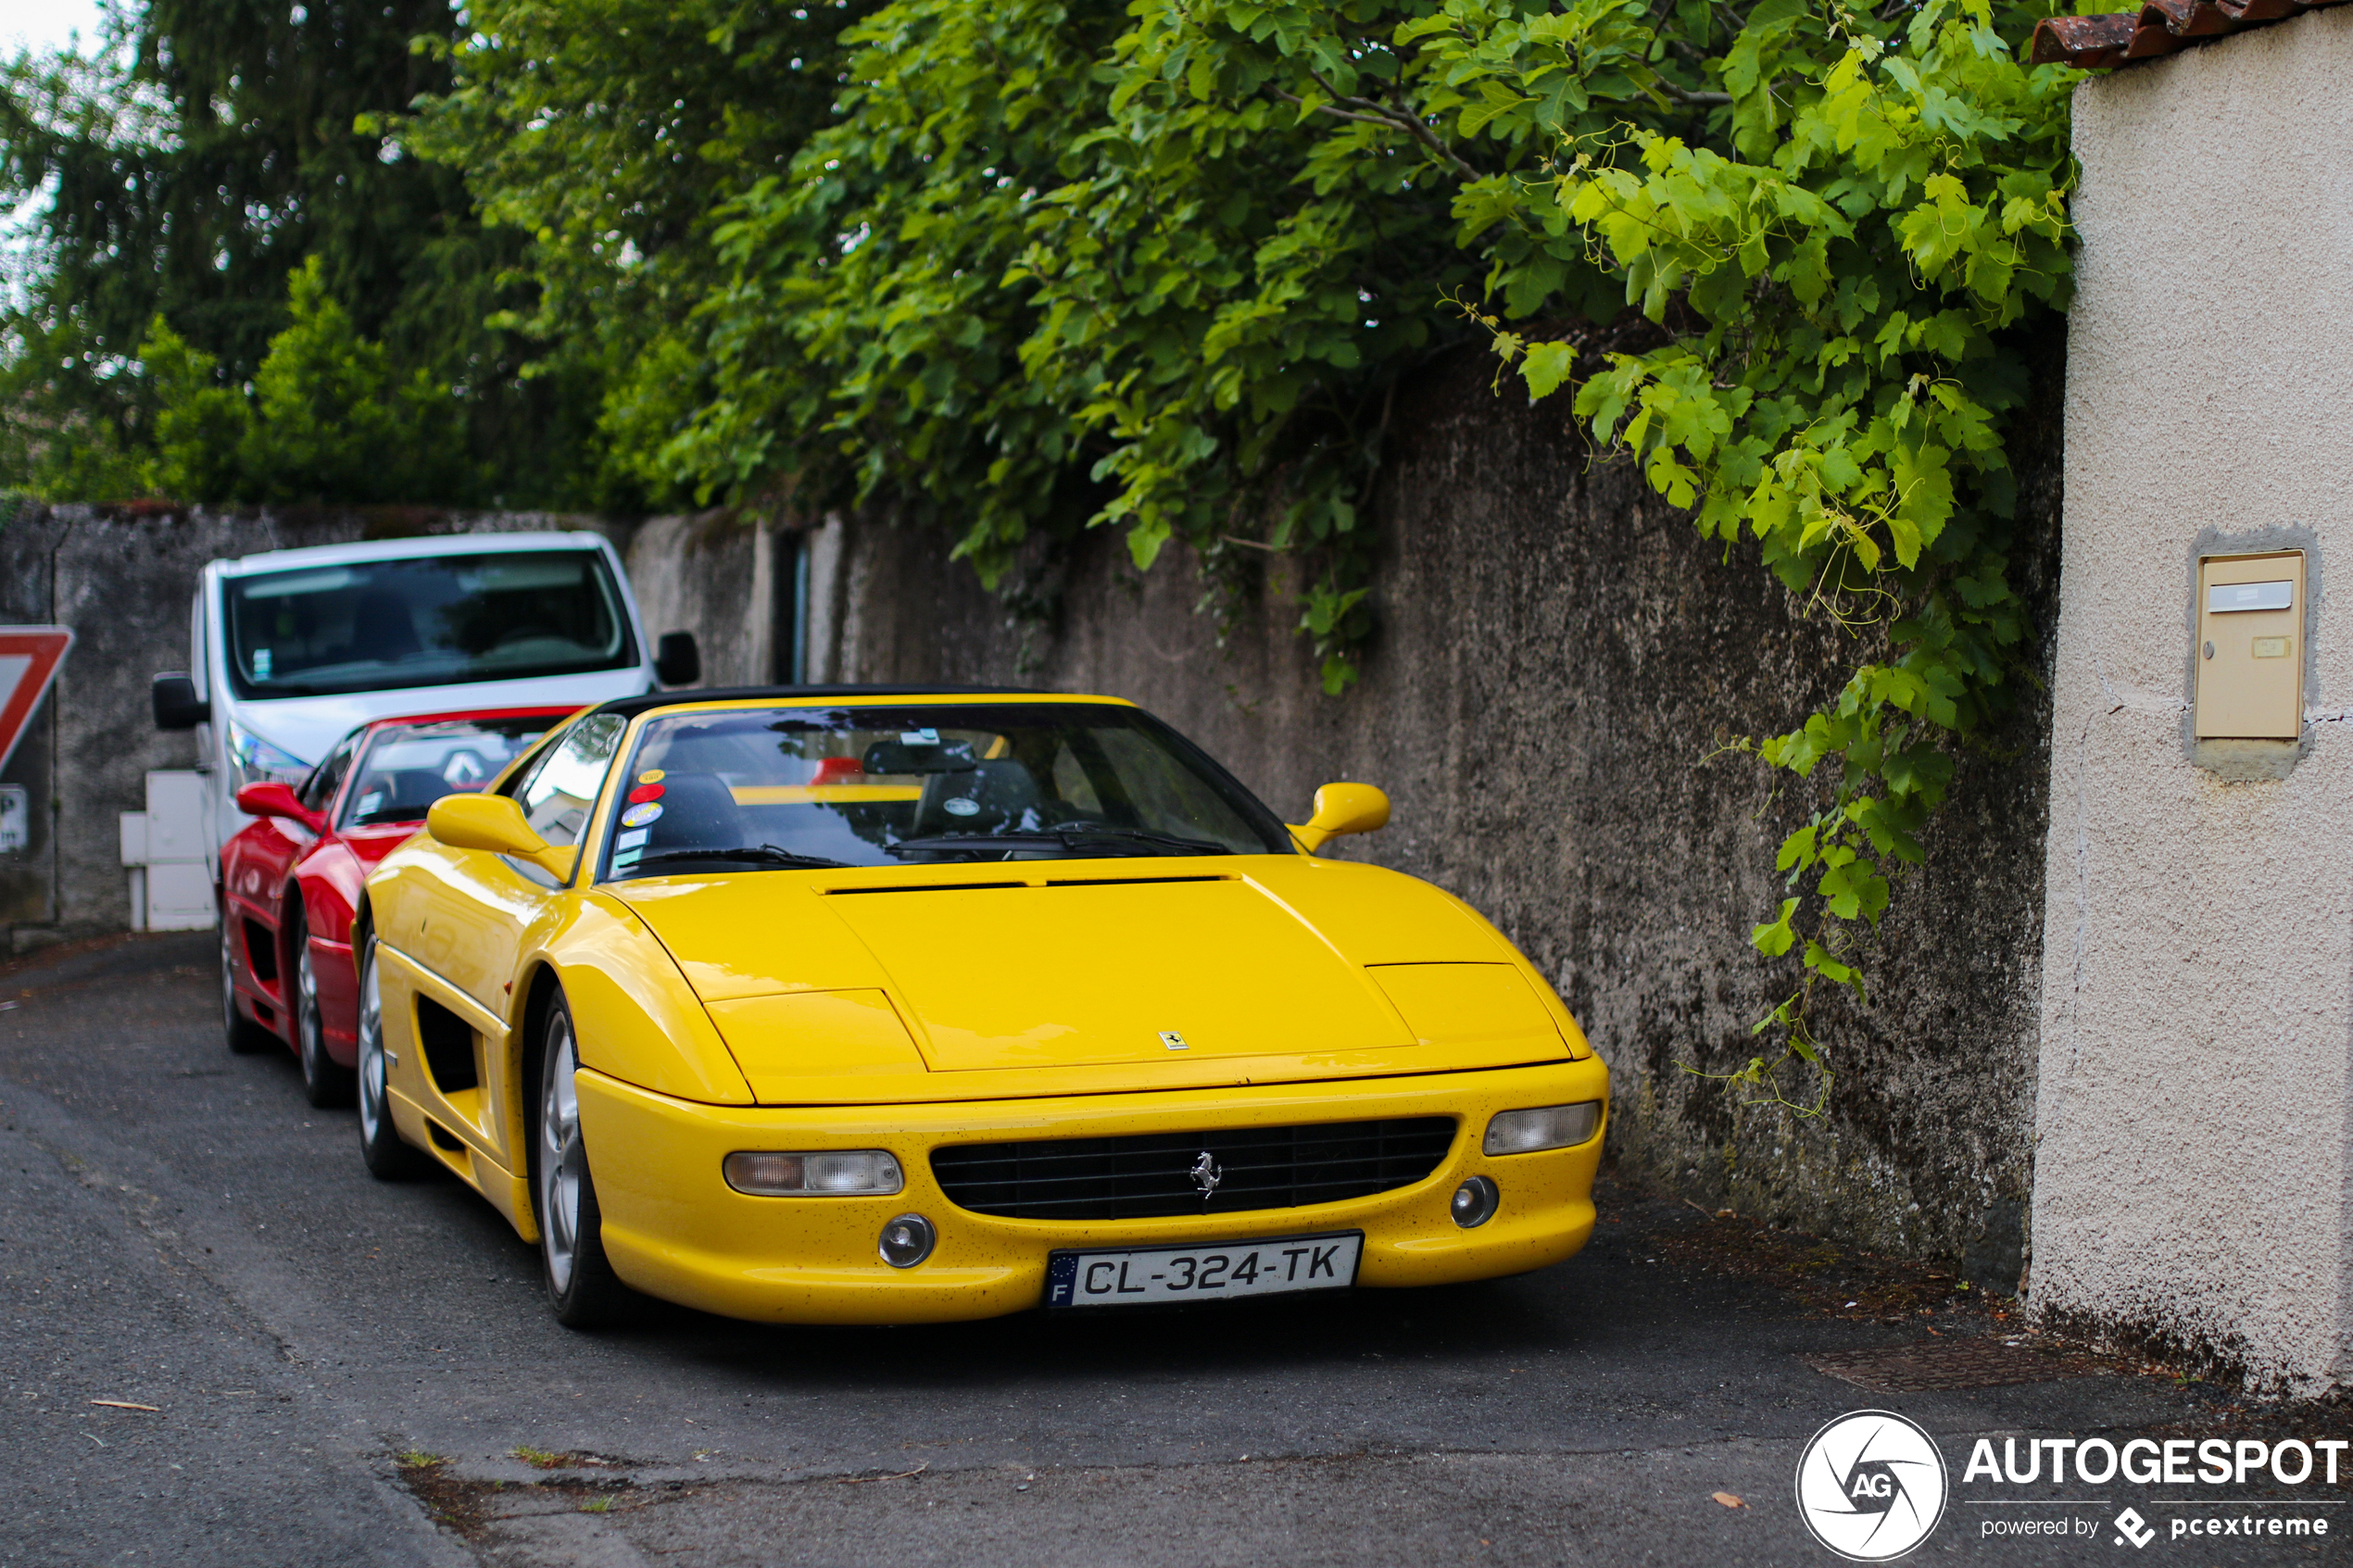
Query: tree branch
[
  {"left": 1262, "top": 85, "right": 1397, "bottom": 131},
  {"left": 1275, "top": 67, "right": 1486, "bottom": 186}
]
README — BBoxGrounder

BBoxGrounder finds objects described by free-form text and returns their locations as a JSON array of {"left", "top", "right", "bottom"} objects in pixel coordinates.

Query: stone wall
[
  {"left": 621, "top": 511, "right": 797, "bottom": 687},
  {"left": 2031, "top": 6, "right": 2353, "bottom": 1393},
  {"left": 806, "top": 343, "right": 2063, "bottom": 1276}
]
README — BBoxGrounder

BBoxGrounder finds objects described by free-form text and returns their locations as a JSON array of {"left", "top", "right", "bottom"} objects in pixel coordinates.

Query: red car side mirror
[{"left": 235, "top": 781, "right": 326, "bottom": 834}]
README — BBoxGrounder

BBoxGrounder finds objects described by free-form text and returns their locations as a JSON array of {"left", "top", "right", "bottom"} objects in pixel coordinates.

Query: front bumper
[{"left": 576, "top": 1057, "right": 1609, "bottom": 1324}]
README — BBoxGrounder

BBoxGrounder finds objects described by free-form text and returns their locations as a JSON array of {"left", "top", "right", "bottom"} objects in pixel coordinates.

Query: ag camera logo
[{"left": 1795, "top": 1410, "right": 1949, "bottom": 1561}]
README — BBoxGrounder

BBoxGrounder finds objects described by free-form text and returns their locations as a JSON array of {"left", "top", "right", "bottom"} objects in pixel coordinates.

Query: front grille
[{"left": 930, "top": 1117, "right": 1457, "bottom": 1221}]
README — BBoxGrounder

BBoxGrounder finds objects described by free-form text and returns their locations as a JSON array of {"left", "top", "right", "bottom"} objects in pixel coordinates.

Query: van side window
[{"left": 512, "top": 714, "right": 625, "bottom": 848}]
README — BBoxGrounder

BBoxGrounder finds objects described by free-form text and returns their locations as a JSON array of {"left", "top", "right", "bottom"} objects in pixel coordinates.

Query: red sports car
[{"left": 218, "top": 707, "right": 576, "bottom": 1104}]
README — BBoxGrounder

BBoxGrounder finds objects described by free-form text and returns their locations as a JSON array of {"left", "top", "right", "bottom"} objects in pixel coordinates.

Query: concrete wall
[
  {"left": 0, "top": 504, "right": 778, "bottom": 947},
  {"left": 807, "top": 343, "right": 2064, "bottom": 1276},
  {"left": 2032, "top": 6, "right": 2353, "bottom": 1391},
  {"left": 621, "top": 511, "right": 795, "bottom": 687}
]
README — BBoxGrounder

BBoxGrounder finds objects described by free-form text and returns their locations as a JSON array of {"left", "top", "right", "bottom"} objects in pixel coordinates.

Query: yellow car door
[{"left": 393, "top": 713, "right": 627, "bottom": 1170}]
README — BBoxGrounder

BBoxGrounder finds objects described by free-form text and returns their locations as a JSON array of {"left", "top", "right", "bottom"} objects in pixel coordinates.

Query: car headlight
[
  {"left": 722, "top": 1149, "right": 904, "bottom": 1197},
  {"left": 1483, "top": 1102, "right": 1603, "bottom": 1156},
  {"left": 224, "top": 720, "right": 311, "bottom": 793}
]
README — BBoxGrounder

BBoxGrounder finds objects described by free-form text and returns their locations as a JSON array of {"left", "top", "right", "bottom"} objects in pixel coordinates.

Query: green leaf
[
  {"left": 1752, "top": 898, "right": 1800, "bottom": 958},
  {"left": 1519, "top": 341, "right": 1578, "bottom": 400}
]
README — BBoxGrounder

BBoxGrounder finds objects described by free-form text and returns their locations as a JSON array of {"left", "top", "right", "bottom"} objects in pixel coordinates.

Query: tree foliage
[
  {"left": 0, "top": 0, "right": 592, "bottom": 504},
  {"left": 145, "top": 257, "right": 472, "bottom": 503},
  {"left": 565, "top": 0, "right": 2075, "bottom": 1095},
  {"left": 399, "top": 0, "right": 883, "bottom": 506}
]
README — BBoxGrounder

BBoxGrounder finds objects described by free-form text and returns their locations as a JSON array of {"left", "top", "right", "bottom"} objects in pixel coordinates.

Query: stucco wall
[
  {"left": 2032, "top": 6, "right": 2353, "bottom": 1390},
  {"left": 807, "top": 343, "right": 2064, "bottom": 1274}
]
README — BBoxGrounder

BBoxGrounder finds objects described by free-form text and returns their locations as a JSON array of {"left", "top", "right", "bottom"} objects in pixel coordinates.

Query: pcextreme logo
[{"left": 1795, "top": 1410, "right": 1950, "bottom": 1561}]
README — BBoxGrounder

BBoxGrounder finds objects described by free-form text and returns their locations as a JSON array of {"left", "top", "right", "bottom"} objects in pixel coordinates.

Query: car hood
[{"left": 612, "top": 858, "right": 1584, "bottom": 1103}]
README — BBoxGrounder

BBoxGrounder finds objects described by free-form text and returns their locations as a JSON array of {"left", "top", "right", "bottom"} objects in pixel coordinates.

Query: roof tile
[{"left": 2029, "top": 0, "right": 2347, "bottom": 68}]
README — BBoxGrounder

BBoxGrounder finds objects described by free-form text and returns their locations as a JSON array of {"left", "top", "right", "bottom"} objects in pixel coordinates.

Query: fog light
[
  {"left": 1451, "top": 1176, "right": 1499, "bottom": 1229},
  {"left": 878, "top": 1212, "right": 937, "bottom": 1268},
  {"left": 723, "top": 1149, "right": 904, "bottom": 1197},
  {"left": 1483, "top": 1101, "right": 1603, "bottom": 1157}
]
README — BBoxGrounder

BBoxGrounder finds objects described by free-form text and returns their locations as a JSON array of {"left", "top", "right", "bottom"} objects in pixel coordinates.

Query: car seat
[
  {"left": 911, "top": 759, "right": 1044, "bottom": 835},
  {"left": 635, "top": 772, "right": 745, "bottom": 853},
  {"left": 356, "top": 769, "right": 455, "bottom": 823}
]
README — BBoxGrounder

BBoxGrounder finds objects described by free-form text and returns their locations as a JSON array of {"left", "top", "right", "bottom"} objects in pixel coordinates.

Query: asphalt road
[{"left": 0, "top": 934, "right": 2336, "bottom": 1567}]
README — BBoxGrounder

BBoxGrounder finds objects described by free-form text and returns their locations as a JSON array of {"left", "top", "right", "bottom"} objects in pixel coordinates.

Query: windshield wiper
[
  {"left": 1047, "top": 824, "right": 1230, "bottom": 855},
  {"left": 885, "top": 824, "right": 1228, "bottom": 859},
  {"left": 621, "top": 845, "right": 850, "bottom": 872}
]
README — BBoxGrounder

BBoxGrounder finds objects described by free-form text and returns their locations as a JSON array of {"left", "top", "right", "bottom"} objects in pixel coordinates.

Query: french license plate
[{"left": 1045, "top": 1232, "right": 1362, "bottom": 1309}]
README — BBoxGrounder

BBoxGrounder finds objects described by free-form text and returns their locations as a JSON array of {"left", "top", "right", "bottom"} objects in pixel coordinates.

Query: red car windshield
[{"left": 341, "top": 716, "right": 561, "bottom": 828}]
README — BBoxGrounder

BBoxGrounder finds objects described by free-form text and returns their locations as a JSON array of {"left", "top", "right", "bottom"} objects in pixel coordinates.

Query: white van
[{"left": 151, "top": 531, "right": 698, "bottom": 872}]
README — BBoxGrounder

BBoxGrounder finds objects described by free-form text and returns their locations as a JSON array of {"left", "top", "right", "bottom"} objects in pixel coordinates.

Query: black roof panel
[{"left": 592, "top": 683, "right": 1051, "bottom": 721}]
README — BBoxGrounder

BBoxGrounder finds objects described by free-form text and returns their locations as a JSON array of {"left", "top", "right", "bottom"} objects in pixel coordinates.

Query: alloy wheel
[
  {"left": 357, "top": 946, "right": 388, "bottom": 1145},
  {"left": 537, "top": 1019, "right": 585, "bottom": 1296},
  {"left": 296, "top": 929, "right": 353, "bottom": 1107},
  {"left": 218, "top": 918, "right": 239, "bottom": 1035}
]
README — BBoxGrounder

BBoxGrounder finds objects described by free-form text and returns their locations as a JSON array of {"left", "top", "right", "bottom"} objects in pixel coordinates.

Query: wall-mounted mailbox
[{"left": 2196, "top": 550, "right": 2305, "bottom": 739}]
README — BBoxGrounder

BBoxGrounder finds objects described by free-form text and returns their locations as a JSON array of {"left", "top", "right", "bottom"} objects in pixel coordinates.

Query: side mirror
[
  {"left": 427, "top": 793, "right": 545, "bottom": 855},
  {"left": 1290, "top": 783, "right": 1390, "bottom": 854},
  {"left": 152, "top": 673, "right": 209, "bottom": 730},
  {"left": 426, "top": 794, "right": 576, "bottom": 882},
  {"left": 234, "top": 781, "right": 325, "bottom": 834},
  {"left": 653, "top": 631, "right": 700, "bottom": 687}
]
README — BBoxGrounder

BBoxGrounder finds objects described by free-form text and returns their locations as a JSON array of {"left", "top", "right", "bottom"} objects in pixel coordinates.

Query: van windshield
[
  {"left": 221, "top": 551, "right": 635, "bottom": 697},
  {"left": 600, "top": 703, "right": 1294, "bottom": 877}
]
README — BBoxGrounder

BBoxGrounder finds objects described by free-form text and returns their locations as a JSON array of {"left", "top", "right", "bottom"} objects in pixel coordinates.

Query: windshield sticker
[
  {"left": 900, "top": 728, "right": 940, "bottom": 746},
  {"left": 637, "top": 769, "right": 665, "bottom": 784},
  {"left": 615, "top": 828, "right": 648, "bottom": 849},
  {"left": 357, "top": 792, "right": 383, "bottom": 818},
  {"left": 252, "top": 648, "right": 273, "bottom": 678},
  {"left": 627, "top": 782, "right": 665, "bottom": 804},
  {"left": 942, "top": 797, "right": 982, "bottom": 817},
  {"left": 621, "top": 802, "right": 663, "bottom": 828}
]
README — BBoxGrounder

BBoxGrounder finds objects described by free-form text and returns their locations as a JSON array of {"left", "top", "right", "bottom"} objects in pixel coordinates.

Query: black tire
[
  {"left": 293, "top": 906, "right": 356, "bottom": 1109},
  {"left": 532, "top": 992, "right": 638, "bottom": 1328},
  {"left": 355, "top": 935, "right": 431, "bottom": 1181},
  {"left": 220, "top": 909, "right": 271, "bottom": 1056}
]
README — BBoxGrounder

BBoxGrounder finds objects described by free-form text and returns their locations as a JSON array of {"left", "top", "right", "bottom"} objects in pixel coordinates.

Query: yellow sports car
[{"left": 353, "top": 687, "right": 1607, "bottom": 1326}]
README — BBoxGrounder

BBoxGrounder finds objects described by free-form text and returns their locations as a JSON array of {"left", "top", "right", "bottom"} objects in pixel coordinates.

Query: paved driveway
[{"left": 0, "top": 935, "right": 2323, "bottom": 1565}]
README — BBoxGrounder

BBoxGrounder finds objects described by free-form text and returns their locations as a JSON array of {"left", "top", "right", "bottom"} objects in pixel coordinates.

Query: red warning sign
[{"left": 0, "top": 627, "right": 74, "bottom": 776}]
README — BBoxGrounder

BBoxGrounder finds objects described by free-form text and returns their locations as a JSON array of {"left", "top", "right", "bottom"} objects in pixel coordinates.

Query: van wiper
[{"left": 622, "top": 845, "right": 850, "bottom": 872}]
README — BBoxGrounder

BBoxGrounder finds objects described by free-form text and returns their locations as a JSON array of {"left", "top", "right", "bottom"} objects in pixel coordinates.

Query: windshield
[
  {"left": 221, "top": 551, "right": 635, "bottom": 697},
  {"left": 600, "top": 703, "right": 1292, "bottom": 878},
  {"left": 339, "top": 715, "right": 565, "bottom": 828}
]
